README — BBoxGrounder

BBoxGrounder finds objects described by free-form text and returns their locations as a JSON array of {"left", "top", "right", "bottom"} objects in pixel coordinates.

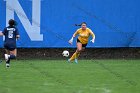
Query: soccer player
[
  {"left": 0, "top": 19, "right": 20, "bottom": 68},
  {"left": 68, "top": 22, "right": 95, "bottom": 63}
]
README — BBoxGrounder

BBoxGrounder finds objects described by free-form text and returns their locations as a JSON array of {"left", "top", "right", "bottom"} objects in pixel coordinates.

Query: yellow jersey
[{"left": 73, "top": 28, "right": 95, "bottom": 44}]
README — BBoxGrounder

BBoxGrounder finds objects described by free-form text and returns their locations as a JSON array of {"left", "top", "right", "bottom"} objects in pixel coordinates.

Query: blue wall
[{"left": 0, "top": 0, "right": 140, "bottom": 48}]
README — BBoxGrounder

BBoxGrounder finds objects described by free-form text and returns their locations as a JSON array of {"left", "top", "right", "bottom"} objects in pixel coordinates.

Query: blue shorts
[{"left": 4, "top": 44, "right": 16, "bottom": 51}]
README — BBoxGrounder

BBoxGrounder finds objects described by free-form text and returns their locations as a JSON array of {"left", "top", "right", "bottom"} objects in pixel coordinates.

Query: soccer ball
[{"left": 62, "top": 50, "right": 69, "bottom": 57}]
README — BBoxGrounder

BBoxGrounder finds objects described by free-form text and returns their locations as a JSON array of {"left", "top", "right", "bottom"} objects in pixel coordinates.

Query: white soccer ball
[{"left": 62, "top": 50, "right": 69, "bottom": 57}]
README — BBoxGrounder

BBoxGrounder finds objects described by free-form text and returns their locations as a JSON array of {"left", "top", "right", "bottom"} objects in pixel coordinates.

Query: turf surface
[{"left": 0, "top": 59, "right": 139, "bottom": 93}]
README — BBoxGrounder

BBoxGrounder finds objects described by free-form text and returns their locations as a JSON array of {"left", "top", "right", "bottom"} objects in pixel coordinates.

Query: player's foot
[
  {"left": 74, "top": 59, "right": 78, "bottom": 64},
  {"left": 5, "top": 54, "right": 9, "bottom": 61},
  {"left": 67, "top": 59, "right": 70, "bottom": 63},
  {"left": 6, "top": 63, "right": 10, "bottom": 68}
]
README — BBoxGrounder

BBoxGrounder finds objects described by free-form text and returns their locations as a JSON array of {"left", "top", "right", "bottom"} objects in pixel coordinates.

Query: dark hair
[
  {"left": 81, "top": 22, "right": 87, "bottom": 25},
  {"left": 8, "top": 19, "right": 16, "bottom": 26},
  {"left": 75, "top": 22, "right": 87, "bottom": 26}
]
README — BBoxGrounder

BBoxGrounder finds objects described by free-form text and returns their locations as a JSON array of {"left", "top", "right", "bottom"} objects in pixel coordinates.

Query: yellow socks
[
  {"left": 69, "top": 52, "right": 76, "bottom": 61},
  {"left": 69, "top": 52, "right": 80, "bottom": 61},
  {"left": 75, "top": 52, "right": 80, "bottom": 59}
]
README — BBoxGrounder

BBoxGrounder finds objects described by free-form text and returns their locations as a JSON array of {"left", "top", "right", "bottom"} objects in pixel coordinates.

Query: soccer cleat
[
  {"left": 5, "top": 54, "right": 9, "bottom": 62},
  {"left": 67, "top": 59, "right": 70, "bottom": 63},
  {"left": 74, "top": 59, "right": 78, "bottom": 64},
  {"left": 6, "top": 63, "right": 10, "bottom": 68}
]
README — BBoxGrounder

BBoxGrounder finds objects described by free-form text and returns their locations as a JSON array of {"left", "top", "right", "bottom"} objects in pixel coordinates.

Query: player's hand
[
  {"left": 90, "top": 38, "right": 95, "bottom": 43},
  {"left": 68, "top": 37, "right": 73, "bottom": 45}
]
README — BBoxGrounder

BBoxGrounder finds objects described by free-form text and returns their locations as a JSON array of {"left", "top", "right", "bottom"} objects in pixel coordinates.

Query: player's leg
[
  {"left": 5, "top": 49, "right": 10, "bottom": 55},
  {"left": 4, "top": 49, "right": 10, "bottom": 67},
  {"left": 74, "top": 43, "right": 87, "bottom": 63},
  {"left": 69, "top": 42, "right": 82, "bottom": 62},
  {"left": 74, "top": 42, "right": 84, "bottom": 63},
  {"left": 9, "top": 49, "right": 17, "bottom": 59},
  {"left": 5, "top": 49, "right": 17, "bottom": 68},
  {"left": 81, "top": 45, "right": 86, "bottom": 52},
  {"left": 75, "top": 42, "right": 82, "bottom": 58}
]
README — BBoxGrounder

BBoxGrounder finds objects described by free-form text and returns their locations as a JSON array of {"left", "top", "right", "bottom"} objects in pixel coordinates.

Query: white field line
[{"left": 44, "top": 83, "right": 111, "bottom": 93}]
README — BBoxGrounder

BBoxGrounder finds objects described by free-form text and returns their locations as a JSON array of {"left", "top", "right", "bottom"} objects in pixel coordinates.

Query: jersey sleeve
[
  {"left": 88, "top": 28, "right": 95, "bottom": 38},
  {"left": 2, "top": 28, "right": 6, "bottom": 35},
  {"left": 73, "top": 29, "right": 80, "bottom": 37}
]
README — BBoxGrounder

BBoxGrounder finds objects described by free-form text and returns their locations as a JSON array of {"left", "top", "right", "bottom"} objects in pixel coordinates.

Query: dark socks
[
  {"left": 6, "top": 59, "right": 10, "bottom": 64},
  {"left": 6, "top": 55, "right": 16, "bottom": 64},
  {"left": 9, "top": 55, "right": 16, "bottom": 59}
]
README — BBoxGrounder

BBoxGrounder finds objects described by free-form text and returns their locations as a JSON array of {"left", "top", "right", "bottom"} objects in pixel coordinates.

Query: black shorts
[
  {"left": 4, "top": 44, "right": 16, "bottom": 51},
  {"left": 77, "top": 38, "right": 87, "bottom": 48}
]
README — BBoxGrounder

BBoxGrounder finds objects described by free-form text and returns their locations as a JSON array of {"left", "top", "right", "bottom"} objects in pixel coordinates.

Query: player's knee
[{"left": 77, "top": 48, "right": 82, "bottom": 52}]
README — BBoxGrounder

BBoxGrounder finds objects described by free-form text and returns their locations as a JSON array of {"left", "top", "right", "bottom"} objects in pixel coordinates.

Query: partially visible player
[
  {"left": 68, "top": 22, "right": 95, "bottom": 63},
  {"left": 0, "top": 19, "right": 20, "bottom": 68}
]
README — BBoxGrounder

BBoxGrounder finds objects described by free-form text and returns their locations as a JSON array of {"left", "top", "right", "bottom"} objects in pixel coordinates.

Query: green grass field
[{"left": 0, "top": 59, "right": 139, "bottom": 93}]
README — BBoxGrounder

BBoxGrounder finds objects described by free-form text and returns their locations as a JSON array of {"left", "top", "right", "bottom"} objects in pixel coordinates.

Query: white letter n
[{"left": 5, "top": 0, "right": 43, "bottom": 41}]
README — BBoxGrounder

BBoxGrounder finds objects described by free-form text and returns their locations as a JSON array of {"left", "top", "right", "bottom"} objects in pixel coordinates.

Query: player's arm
[
  {"left": 16, "top": 28, "right": 20, "bottom": 39},
  {"left": 69, "top": 30, "right": 79, "bottom": 45},
  {"left": 72, "top": 30, "right": 79, "bottom": 38},
  {"left": 89, "top": 29, "right": 95, "bottom": 43},
  {"left": 0, "top": 28, "right": 6, "bottom": 36},
  {"left": 0, "top": 31, "right": 4, "bottom": 36}
]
